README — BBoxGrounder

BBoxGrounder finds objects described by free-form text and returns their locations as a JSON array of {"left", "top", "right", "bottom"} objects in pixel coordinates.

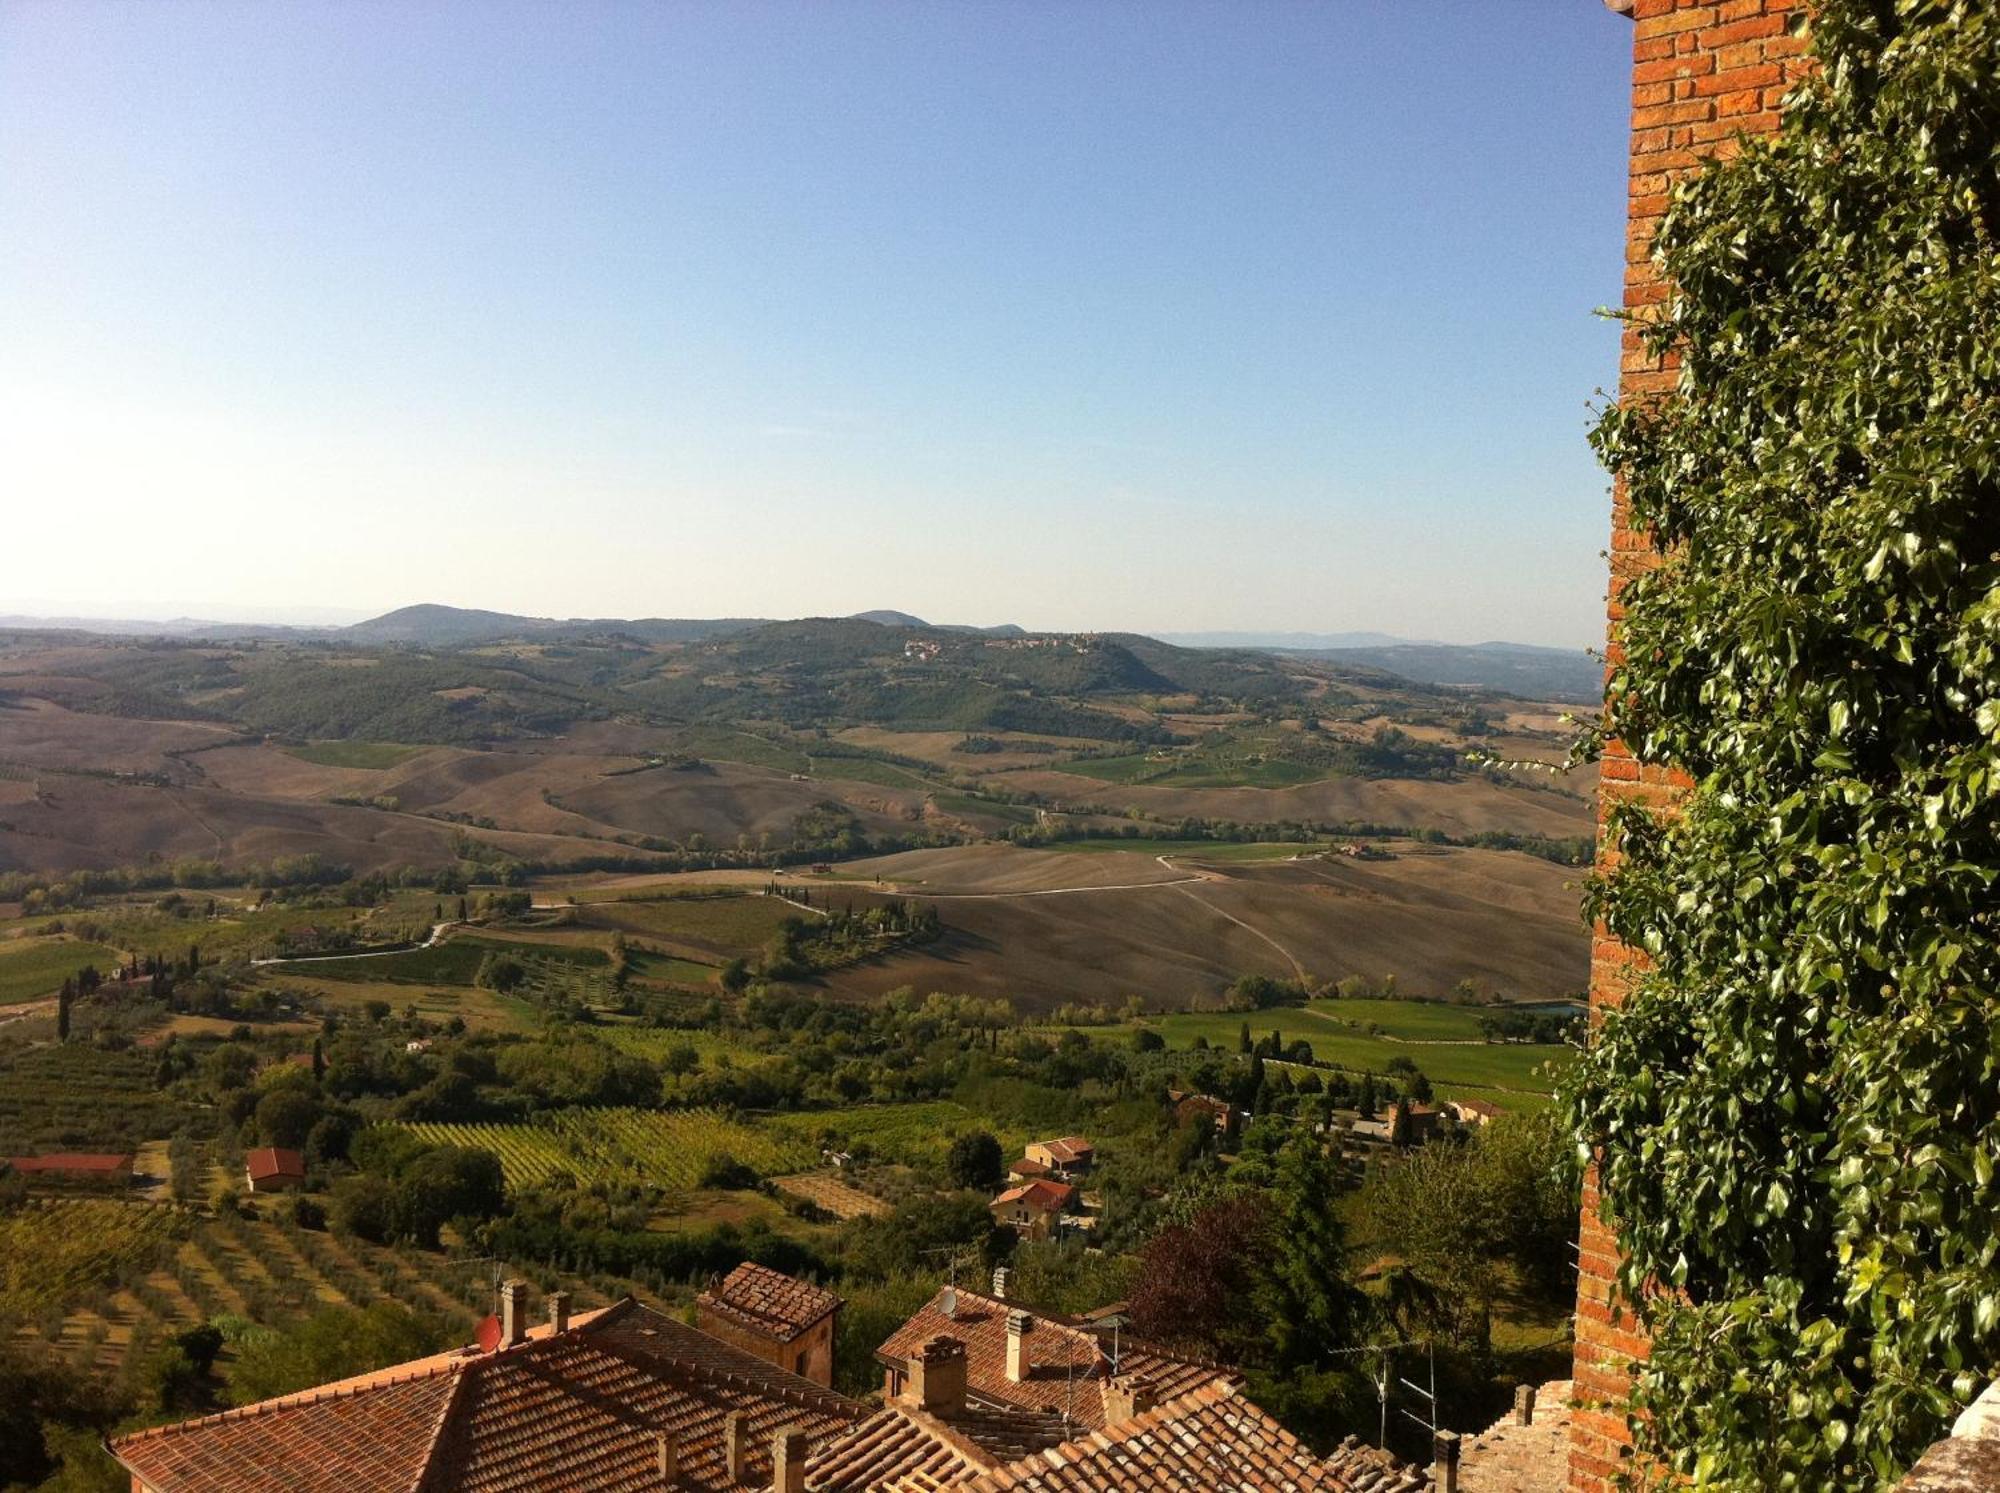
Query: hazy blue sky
[{"left": 1, "top": 2, "right": 1634, "bottom": 647}]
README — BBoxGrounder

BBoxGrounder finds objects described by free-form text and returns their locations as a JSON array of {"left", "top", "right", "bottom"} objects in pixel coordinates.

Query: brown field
[
  {"left": 0, "top": 697, "right": 237, "bottom": 777},
  {"left": 796, "top": 843, "right": 1586, "bottom": 1010},
  {"left": 986, "top": 769, "right": 1593, "bottom": 839},
  {"left": 0, "top": 774, "right": 659, "bottom": 876},
  {"left": 771, "top": 1171, "right": 893, "bottom": 1219}
]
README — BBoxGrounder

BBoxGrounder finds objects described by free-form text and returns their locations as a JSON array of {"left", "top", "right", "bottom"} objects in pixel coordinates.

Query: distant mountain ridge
[{"left": 0, "top": 603, "right": 1598, "bottom": 701}]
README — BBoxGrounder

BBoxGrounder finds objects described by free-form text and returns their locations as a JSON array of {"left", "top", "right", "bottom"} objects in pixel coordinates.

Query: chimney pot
[
  {"left": 1005, "top": 1309, "right": 1034, "bottom": 1384},
  {"left": 724, "top": 1411, "right": 750, "bottom": 1483},
  {"left": 772, "top": 1425, "right": 809, "bottom": 1493},
  {"left": 1104, "top": 1374, "right": 1158, "bottom": 1426},
  {"left": 1434, "top": 1429, "right": 1461, "bottom": 1493},
  {"left": 656, "top": 1432, "right": 678, "bottom": 1483},
  {"left": 499, "top": 1279, "right": 529, "bottom": 1349},
  {"left": 548, "top": 1289, "right": 572, "bottom": 1335},
  {"left": 991, "top": 1266, "right": 1012, "bottom": 1299},
  {"left": 1513, "top": 1382, "right": 1537, "bottom": 1426},
  {"left": 906, "top": 1335, "right": 968, "bottom": 1415}
]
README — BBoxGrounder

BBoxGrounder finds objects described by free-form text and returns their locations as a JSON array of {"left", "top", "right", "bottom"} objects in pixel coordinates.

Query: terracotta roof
[
  {"left": 1031, "top": 1137, "right": 1092, "bottom": 1164},
  {"left": 245, "top": 1147, "right": 305, "bottom": 1180},
  {"left": 697, "top": 1260, "right": 842, "bottom": 1343},
  {"left": 7, "top": 1152, "right": 130, "bottom": 1173},
  {"left": 989, "top": 1181, "right": 1074, "bottom": 1215},
  {"left": 111, "top": 1298, "right": 865, "bottom": 1492},
  {"left": 954, "top": 1381, "right": 1428, "bottom": 1492},
  {"left": 875, "top": 1290, "right": 1234, "bottom": 1433},
  {"left": 1007, "top": 1158, "right": 1051, "bottom": 1178}
]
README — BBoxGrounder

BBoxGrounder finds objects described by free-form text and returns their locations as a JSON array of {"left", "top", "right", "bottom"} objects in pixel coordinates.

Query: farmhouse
[
  {"left": 1021, "top": 1136, "right": 1092, "bottom": 1177},
  {"left": 698, "top": 1260, "right": 843, "bottom": 1387},
  {"left": 1167, "top": 1090, "right": 1242, "bottom": 1143},
  {"left": 988, "top": 1179, "right": 1076, "bottom": 1240},
  {"left": 243, "top": 1147, "right": 306, "bottom": 1192},
  {"left": 114, "top": 1273, "right": 1432, "bottom": 1492},
  {"left": 1446, "top": 1098, "right": 1505, "bottom": 1128},
  {"left": 1004, "top": 1157, "right": 1051, "bottom": 1183}
]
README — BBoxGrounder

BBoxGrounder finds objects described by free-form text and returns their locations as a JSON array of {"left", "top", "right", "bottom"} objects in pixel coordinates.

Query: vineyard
[
  {"left": 0, "top": 1198, "right": 186, "bottom": 1323},
  {"left": 396, "top": 1107, "right": 819, "bottom": 1192},
  {"left": 0, "top": 1042, "right": 194, "bottom": 1155},
  {"left": 14, "top": 1194, "right": 638, "bottom": 1391}
]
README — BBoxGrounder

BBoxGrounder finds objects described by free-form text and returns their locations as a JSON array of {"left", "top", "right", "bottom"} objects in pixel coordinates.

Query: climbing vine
[{"left": 1561, "top": 1, "right": 2000, "bottom": 1487}]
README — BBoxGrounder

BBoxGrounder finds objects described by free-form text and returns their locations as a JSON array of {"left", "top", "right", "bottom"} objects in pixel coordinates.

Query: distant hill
[
  {"left": 343, "top": 604, "right": 767, "bottom": 647},
  {"left": 1291, "top": 642, "right": 1601, "bottom": 703},
  {"left": 1148, "top": 629, "right": 1421, "bottom": 650}
]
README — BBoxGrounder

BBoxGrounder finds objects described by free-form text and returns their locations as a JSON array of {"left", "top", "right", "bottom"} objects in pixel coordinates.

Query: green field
[
  {"left": 281, "top": 933, "right": 609, "bottom": 985},
  {"left": 1040, "top": 838, "right": 1317, "bottom": 862},
  {"left": 931, "top": 791, "right": 1037, "bottom": 824},
  {"left": 812, "top": 755, "right": 936, "bottom": 790},
  {"left": 762, "top": 1101, "right": 1027, "bottom": 1169},
  {"left": 579, "top": 893, "right": 799, "bottom": 953},
  {"left": 283, "top": 740, "right": 426, "bottom": 769},
  {"left": 626, "top": 950, "right": 717, "bottom": 986},
  {"left": 1139, "top": 1001, "right": 1572, "bottom": 1099},
  {"left": 0, "top": 937, "right": 124, "bottom": 1005}
]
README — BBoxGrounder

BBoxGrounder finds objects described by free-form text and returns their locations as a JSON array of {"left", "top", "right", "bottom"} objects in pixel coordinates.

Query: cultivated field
[
  {"left": 0, "top": 935, "right": 122, "bottom": 1004},
  {"left": 801, "top": 843, "right": 1587, "bottom": 1009}
]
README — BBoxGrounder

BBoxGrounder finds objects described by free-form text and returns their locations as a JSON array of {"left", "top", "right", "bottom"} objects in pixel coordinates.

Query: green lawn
[
  {"left": 283, "top": 740, "right": 425, "bottom": 769},
  {"left": 0, "top": 938, "right": 124, "bottom": 1006}
]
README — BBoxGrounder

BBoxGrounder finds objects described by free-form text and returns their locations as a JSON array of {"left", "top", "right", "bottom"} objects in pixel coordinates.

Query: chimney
[
  {"left": 656, "top": 1432, "right": 678, "bottom": 1483},
  {"left": 1102, "top": 1374, "right": 1158, "bottom": 1426},
  {"left": 499, "top": 1279, "right": 529, "bottom": 1349},
  {"left": 548, "top": 1289, "right": 572, "bottom": 1335},
  {"left": 724, "top": 1412, "right": 750, "bottom": 1483},
  {"left": 906, "top": 1335, "right": 968, "bottom": 1416},
  {"left": 1433, "top": 1429, "right": 1461, "bottom": 1493},
  {"left": 1005, "top": 1309, "right": 1034, "bottom": 1384},
  {"left": 991, "top": 1266, "right": 1012, "bottom": 1299},
  {"left": 1513, "top": 1382, "right": 1537, "bottom": 1427},
  {"left": 771, "top": 1425, "right": 809, "bottom": 1493}
]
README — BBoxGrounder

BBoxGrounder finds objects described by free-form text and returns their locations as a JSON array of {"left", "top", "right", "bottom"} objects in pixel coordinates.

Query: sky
[{"left": 0, "top": 2, "right": 1635, "bottom": 649}]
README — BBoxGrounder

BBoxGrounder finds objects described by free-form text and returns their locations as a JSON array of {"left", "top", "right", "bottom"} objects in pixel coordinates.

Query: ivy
[{"left": 1560, "top": 1, "right": 2000, "bottom": 1487}]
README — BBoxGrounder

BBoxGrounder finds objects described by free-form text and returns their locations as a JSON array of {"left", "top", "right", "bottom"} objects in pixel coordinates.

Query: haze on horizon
[{"left": 0, "top": 2, "right": 1633, "bottom": 650}]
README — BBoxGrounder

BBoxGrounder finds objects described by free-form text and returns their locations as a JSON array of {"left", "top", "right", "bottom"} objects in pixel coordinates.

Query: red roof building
[
  {"left": 112, "top": 1293, "right": 861, "bottom": 1492},
  {"left": 696, "top": 1261, "right": 844, "bottom": 1387},
  {"left": 875, "top": 1288, "right": 1234, "bottom": 1432},
  {"left": 244, "top": 1148, "right": 306, "bottom": 1192},
  {"left": 6, "top": 1152, "right": 131, "bottom": 1187},
  {"left": 114, "top": 1274, "right": 1425, "bottom": 1493},
  {"left": 988, "top": 1181, "right": 1077, "bottom": 1241}
]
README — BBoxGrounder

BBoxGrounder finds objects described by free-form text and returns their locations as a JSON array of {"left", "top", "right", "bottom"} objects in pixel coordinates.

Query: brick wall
[{"left": 1567, "top": 3, "right": 1810, "bottom": 1490}]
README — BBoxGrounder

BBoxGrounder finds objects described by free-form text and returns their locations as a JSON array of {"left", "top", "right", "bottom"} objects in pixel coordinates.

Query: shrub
[{"left": 1563, "top": 5, "right": 2000, "bottom": 1485}]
